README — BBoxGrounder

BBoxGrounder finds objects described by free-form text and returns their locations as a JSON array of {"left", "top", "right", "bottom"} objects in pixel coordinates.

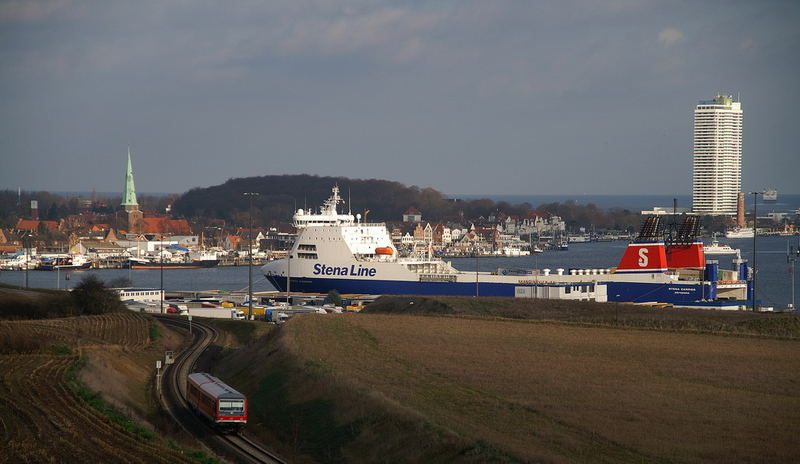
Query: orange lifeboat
[{"left": 375, "top": 247, "right": 394, "bottom": 255}]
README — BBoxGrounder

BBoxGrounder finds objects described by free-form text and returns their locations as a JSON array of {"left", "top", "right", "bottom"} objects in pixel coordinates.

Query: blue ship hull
[{"left": 266, "top": 275, "right": 726, "bottom": 305}]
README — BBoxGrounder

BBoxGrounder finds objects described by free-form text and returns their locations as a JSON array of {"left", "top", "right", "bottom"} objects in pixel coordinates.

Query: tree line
[
  {"left": 0, "top": 176, "right": 647, "bottom": 233},
  {"left": 172, "top": 174, "right": 535, "bottom": 225}
]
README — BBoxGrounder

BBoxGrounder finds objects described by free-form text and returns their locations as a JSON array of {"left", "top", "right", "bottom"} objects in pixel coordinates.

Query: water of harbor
[{"left": 2, "top": 235, "right": 798, "bottom": 310}]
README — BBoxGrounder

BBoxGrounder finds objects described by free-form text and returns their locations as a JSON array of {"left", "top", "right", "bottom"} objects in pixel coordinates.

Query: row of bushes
[{"left": 0, "top": 275, "right": 125, "bottom": 320}]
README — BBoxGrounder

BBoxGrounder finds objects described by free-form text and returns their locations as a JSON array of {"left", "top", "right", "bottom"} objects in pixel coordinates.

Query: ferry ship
[
  {"left": 261, "top": 187, "right": 750, "bottom": 309},
  {"left": 703, "top": 236, "right": 740, "bottom": 256},
  {"left": 725, "top": 228, "right": 754, "bottom": 239}
]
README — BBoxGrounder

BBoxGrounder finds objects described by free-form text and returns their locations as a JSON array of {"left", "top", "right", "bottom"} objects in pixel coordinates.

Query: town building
[
  {"left": 122, "top": 148, "right": 144, "bottom": 232},
  {"left": 70, "top": 240, "right": 126, "bottom": 259},
  {"left": 402, "top": 207, "right": 422, "bottom": 223},
  {"left": 692, "top": 94, "right": 743, "bottom": 215},
  {"left": 15, "top": 219, "right": 59, "bottom": 233}
]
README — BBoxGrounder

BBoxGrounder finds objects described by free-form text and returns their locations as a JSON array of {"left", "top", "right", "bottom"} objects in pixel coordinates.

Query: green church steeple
[{"left": 122, "top": 147, "right": 138, "bottom": 209}]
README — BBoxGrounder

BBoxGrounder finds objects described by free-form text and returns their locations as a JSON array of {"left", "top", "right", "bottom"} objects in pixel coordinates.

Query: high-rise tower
[
  {"left": 122, "top": 148, "right": 143, "bottom": 233},
  {"left": 692, "top": 94, "right": 743, "bottom": 215}
]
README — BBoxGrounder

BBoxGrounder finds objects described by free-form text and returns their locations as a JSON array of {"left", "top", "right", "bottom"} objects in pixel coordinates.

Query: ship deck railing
[
  {"left": 419, "top": 274, "right": 458, "bottom": 283},
  {"left": 348, "top": 222, "right": 387, "bottom": 227}
]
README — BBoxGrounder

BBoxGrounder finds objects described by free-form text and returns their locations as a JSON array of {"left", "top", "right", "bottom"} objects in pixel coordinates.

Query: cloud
[
  {"left": 0, "top": 0, "right": 71, "bottom": 22},
  {"left": 273, "top": 7, "right": 442, "bottom": 62},
  {"left": 658, "top": 28, "right": 684, "bottom": 46},
  {"left": 740, "top": 38, "right": 757, "bottom": 52}
]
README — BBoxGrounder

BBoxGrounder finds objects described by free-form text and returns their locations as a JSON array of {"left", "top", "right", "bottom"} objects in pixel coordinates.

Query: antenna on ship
[{"left": 348, "top": 187, "right": 352, "bottom": 215}]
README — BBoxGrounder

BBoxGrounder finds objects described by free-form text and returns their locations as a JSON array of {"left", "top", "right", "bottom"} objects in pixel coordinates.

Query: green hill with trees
[
  {"left": 171, "top": 174, "right": 533, "bottom": 224},
  {"left": 171, "top": 174, "right": 641, "bottom": 230}
]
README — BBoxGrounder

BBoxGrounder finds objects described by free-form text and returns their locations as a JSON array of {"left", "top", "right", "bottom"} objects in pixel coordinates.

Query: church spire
[{"left": 122, "top": 147, "right": 138, "bottom": 209}]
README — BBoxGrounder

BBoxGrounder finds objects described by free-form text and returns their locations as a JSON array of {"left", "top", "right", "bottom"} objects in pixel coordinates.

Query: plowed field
[
  {"left": 0, "top": 312, "right": 195, "bottom": 463},
  {"left": 0, "top": 311, "right": 151, "bottom": 352}
]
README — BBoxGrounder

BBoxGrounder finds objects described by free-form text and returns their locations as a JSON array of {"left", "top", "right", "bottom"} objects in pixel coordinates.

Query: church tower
[{"left": 122, "top": 148, "right": 143, "bottom": 233}]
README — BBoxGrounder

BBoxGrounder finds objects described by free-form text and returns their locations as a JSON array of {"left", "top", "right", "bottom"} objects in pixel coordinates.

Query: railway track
[{"left": 154, "top": 315, "right": 287, "bottom": 464}]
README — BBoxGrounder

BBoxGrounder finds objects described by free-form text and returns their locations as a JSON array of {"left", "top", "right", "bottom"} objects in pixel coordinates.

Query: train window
[{"left": 219, "top": 399, "right": 244, "bottom": 415}]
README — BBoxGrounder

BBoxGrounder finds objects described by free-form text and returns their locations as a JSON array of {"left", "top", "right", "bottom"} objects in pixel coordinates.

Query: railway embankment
[{"left": 210, "top": 296, "right": 800, "bottom": 463}]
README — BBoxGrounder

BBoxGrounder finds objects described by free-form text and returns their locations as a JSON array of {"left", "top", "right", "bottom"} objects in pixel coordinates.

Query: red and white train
[{"left": 186, "top": 372, "right": 248, "bottom": 432}]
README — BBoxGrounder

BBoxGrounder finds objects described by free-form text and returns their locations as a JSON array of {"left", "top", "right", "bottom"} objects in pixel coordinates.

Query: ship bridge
[{"left": 293, "top": 185, "right": 355, "bottom": 228}]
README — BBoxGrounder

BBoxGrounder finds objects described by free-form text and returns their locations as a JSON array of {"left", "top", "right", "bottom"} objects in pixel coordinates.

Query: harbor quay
[{"left": 2, "top": 235, "right": 798, "bottom": 310}]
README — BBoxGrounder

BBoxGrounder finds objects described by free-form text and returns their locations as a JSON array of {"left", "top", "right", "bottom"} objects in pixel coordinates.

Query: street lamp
[
  {"left": 788, "top": 239, "right": 799, "bottom": 311},
  {"left": 24, "top": 233, "right": 32, "bottom": 288},
  {"left": 474, "top": 246, "right": 479, "bottom": 297},
  {"left": 160, "top": 237, "right": 164, "bottom": 314},
  {"left": 748, "top": 191, "right": 765, "bottom": 311},
  {"left": 244, "top": 192, "right": 259, "bottom": 320}
]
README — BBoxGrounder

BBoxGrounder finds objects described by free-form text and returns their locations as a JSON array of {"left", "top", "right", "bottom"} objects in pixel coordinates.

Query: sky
[{"left": 1, "top": 0, "right": 798, "bottom": 197}]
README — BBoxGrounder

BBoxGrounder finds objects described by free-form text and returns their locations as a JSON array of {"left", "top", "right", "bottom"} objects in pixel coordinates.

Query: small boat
[
  {"left": 0, "top": 254, "right": 35, "bottom": 270},
  {"left": 725, "top": 228, "right": 754, "bottom": 239},
  {"left": 704, "top": 238, "right": 739, "bottom": 255},
  {"left": 38, "top": 255, "right": 91, "bottom": 271},
  {"left": 568, "top": 235, "right": 591, "bottom": 243},
  {"left": 498, "top": 246, "right": 531, "bottom": 257}
]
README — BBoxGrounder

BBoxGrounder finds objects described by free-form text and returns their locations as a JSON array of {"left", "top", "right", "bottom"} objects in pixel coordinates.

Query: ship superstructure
[{"left": 262, "top": 187, "right": 749, "bottom": 308}]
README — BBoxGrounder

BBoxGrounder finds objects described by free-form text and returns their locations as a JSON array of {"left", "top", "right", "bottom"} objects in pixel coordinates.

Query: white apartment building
[{"left": 692, "top": 94, "right": 743, "bottom": 215}]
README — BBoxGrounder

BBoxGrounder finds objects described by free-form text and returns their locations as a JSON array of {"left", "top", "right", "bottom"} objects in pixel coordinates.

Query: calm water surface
[{"left": 3, "top": 236, "right": 798, "bottom": 309}]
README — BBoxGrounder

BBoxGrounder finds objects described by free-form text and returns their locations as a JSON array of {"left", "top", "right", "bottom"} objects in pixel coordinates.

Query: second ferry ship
[{"left": 261, "top": 187, "right": 750, "bottom": 309}]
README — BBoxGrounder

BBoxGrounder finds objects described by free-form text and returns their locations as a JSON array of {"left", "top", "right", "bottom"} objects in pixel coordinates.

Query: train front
[{"left": 216, "top": 392, "right": 248, "bottom": 432}]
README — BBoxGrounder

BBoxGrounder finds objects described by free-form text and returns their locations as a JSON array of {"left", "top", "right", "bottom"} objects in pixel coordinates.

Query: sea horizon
[{"left": 451, "top": 193, "right": 800, "bottom": 213}]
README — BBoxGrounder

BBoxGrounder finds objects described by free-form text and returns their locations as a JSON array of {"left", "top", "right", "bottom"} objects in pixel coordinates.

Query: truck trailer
[{"left": 186, "top": 307, "right": 245, "bottom": 320}]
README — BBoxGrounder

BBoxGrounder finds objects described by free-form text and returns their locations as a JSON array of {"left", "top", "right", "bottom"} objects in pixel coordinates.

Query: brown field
[
  {"left": 365, "top": 295, "right": 800, "bottom": 338},
  {"left": 0, "top": 311, "right": 195, "bottom": 463},
  {"left": 221, "top": 312, "right": 800, "bottom": 463},
  {"left": 0, "top": 311, "right": 152, "bottom": 353}
]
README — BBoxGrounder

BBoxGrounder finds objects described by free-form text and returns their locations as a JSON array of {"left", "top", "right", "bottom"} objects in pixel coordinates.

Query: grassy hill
[
  {"left": 364, "top": 295, "right": 800, "bottom": 338},
  {"left": 214, "top": 298, "right": 800, "bottom": 463}
]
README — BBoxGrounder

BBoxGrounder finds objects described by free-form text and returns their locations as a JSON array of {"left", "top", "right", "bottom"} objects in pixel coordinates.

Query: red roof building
[
  {"left": 224, "top": 235, "right": 242, "bottom": 251},
  {"left": 140, "top": 218, "right": 191, "bottom": 235},
  {"left": 16, "top": 219, "right": 59, "bottom": 232}
]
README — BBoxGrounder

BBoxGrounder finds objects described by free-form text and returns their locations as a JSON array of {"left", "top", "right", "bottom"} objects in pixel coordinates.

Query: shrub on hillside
[
  {"left": 71, "top": 275, "right": 125, "bottom": 315},
  {"left": 325, "top": 289, "right": 342, "bottom": 306}
]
